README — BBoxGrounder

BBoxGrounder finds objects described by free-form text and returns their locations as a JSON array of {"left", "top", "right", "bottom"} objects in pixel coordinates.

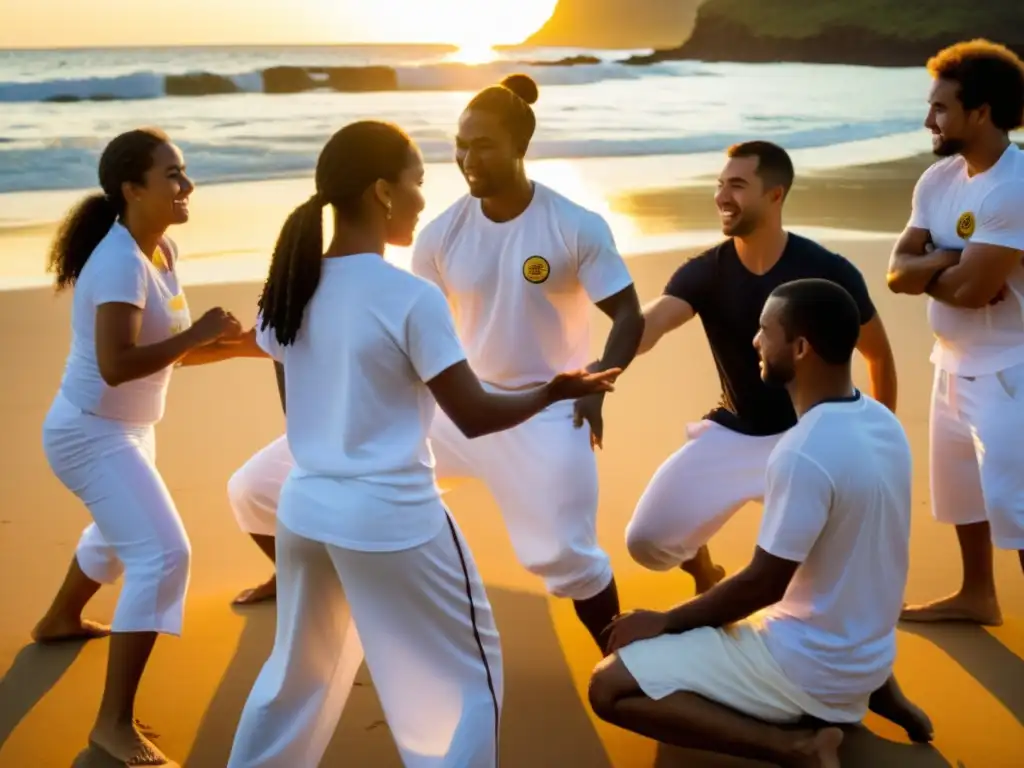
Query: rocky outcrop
[
  {"left": 166, "top": 73, "right": 239, "bottom": 96},
  {"left": 622, "top": 0, "right": 1024, "bottom": 67},
  {"left": 261, "top": 66, "right": 398, "bottom": 94}
]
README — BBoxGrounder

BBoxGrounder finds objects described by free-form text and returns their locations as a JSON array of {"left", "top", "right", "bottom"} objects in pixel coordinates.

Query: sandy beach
[{"left": 1, "top": 154, "right": 1022, "bottom": 767}]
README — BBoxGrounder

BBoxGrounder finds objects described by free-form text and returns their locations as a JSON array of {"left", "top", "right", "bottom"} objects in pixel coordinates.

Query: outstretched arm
[
  {"left": 606, "top": 448, "right": 830, "bottom": 652},
  {"left": 178, "top": 327, "right": 268, "bottom": 366},
  {"left": 590, "top": 284, "right": 644, "bottom": 374}
]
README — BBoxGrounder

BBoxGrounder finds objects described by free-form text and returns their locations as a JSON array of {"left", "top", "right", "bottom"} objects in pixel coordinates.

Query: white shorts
[
  {"left": 930, "top": 361, "right": 1024, "bottom": 550},
  {"left": 625, "top": 420, "right": 783, "bottom": 569},
  {"left": 227, "top": 515, "right": 502, "bottom": 768},
  {"left": 42, "top": 394, "right": 190, "bottom": 635},
  {"left": 617, "top": 621, "right": 867, "bottom": 725},
  {"left": 228, "top": 399, "right": 611, "bottom": 601}
]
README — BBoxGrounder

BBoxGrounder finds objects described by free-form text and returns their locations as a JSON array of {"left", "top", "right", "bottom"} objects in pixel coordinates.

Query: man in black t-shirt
[{"left": 624, "top": 141, "right": 898, "bottom": 591}]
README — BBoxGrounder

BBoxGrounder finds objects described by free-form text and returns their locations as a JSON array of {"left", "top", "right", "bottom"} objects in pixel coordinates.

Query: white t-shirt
[
  {"left": 908, "top": 143, "right": 1024, "bottom": 375},
  {"left": 255, "top": 253, "right": 468, "bottom": 553},
  {"left": 757, "top": 392, "right": 912, "bottom": 707},
  {"left": 411, "top": 182, "right": 634, "bottom": 389},
  {"left": 58, "top": 221, "right": 192, "bottom": 425}
]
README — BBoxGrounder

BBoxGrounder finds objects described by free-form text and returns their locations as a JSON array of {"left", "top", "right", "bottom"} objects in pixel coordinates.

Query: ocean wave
[
  {"left": 0, "top": 119, "right": 922, "bottom": 195},
  {"left": 0, "top": 59, "right": 692, "bottom": 104}
]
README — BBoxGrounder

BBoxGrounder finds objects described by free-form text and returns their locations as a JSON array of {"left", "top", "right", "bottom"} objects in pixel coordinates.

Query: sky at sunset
[{"left": 1, "top": 0, "right": 560, "bottom": 49}]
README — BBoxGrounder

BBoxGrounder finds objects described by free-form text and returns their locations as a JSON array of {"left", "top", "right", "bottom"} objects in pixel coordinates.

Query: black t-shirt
[{"left": 664, "top": 233, "right": 877, "bottom": 437}]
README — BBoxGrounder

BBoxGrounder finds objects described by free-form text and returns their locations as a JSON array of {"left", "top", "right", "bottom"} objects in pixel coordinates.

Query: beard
[
  {"left": 933, "top": 136, "right": 965, "bottom": 157},
  {"left": 760, "top": 356, "right": 795, "bottom": 387},
  {"left": 722, "top": 210, "right": 759, "bottom": 237}
]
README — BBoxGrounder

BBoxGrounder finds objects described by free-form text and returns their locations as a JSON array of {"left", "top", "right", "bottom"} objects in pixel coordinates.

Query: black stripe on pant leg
[{"left": 445, "top": 511, "right": 500, "bottom": 766}]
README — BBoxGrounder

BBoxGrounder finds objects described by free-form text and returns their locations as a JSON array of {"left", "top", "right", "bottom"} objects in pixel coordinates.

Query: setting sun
[{"left": 352, "top": 0, "right": 559, "bottom": 48}]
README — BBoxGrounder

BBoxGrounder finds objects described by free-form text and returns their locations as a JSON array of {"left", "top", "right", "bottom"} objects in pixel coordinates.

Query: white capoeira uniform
[
  {"left": 621, "top": 393, "right": 912, "bottom": 725},
  {"left": 229, "top": 182, "right": 635, "bottom": 601},
  {"left": 907, "top": 144, "right": 1024, "bottom": 550},
  {"left": 227, "top": 254, "right": 502, "bottom": 768},
  {"left": 42, "top": 223, "right": 193, "bottom": 636},
  {"left": 623, "top": 234, "right": 879, "bottom": 569}
]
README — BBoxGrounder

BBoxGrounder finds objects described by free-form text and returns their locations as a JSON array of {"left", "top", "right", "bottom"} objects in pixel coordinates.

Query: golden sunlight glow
[
  {"left": 448, "top": 43, "right": 499, "bottom": 66},
  {"left": 3, "top": 0, "right": 560, "bottom": 49},
  {"left": 336, "top": 0, "right": 560, "bottom": 49}
]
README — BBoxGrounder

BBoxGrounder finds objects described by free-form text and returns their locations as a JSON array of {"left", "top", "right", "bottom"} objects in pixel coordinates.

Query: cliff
[
  {"left": 522, "top": 0, "right": 702, "bottom": 50},
  {"left": 624, "top": 0, "right": 1024, "bottom": 67}
]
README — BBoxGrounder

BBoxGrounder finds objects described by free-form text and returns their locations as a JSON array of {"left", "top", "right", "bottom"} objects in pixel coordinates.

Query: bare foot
[
  {"left": 681, "top": 546, "right": 726, "bottom": 595},
  {"left": 871, "top": 693, "right": 933, "bottom": 743},
  {"left": 31, "top": 616, "right": 110, "bottom": 644},
  {"left": 792, "top": 727, "right": 844, "bottom": 768},
  {"left": 899, "top": 592, "right": 1002, "bottom": 626},
  {"left": 232, "top": 577, "right": 276, "bottom": 606},
  {"left": 89, "top": 721, "right": 168, "bottom": 765}
]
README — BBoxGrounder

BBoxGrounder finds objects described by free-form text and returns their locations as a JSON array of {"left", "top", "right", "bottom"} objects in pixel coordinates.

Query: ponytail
[
  {"left": 48, "top": 126, "right": 170, "bottom": 291},
  {"left": 258, "top": 194, "right": 326, "bottom": 346},
  {"left": 47, "top": 193, "right": 119, "bottom": 291}
]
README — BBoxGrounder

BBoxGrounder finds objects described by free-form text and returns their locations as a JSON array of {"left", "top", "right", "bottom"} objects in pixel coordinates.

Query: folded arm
[
  {"left": 924, "top": 241, "right": 1020, "bottom": 309},
  {"left": 886, "top": 227, "right": 961, "bottom": 296}
]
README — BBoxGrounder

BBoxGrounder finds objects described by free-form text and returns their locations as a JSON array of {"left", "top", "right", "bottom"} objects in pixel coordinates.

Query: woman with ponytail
[
  {"left": 226, "top": 120, "right": 619, "bottom": 767},
  {"left": 35, "top": 128, "right": 261, "bottom": 765}
]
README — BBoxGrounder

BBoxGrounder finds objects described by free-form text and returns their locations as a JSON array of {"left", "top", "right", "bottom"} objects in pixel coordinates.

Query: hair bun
[{"left": 500, "top": 74, "right": 539, "bottom": 105}]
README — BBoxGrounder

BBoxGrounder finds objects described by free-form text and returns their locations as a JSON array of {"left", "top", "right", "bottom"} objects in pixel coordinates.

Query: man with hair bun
[
  {"left": 225, "top": 74, "right": 644, "bottom": 655},
  {"left": 888, "top": 39, "right": 1024, "bottom": 624}
]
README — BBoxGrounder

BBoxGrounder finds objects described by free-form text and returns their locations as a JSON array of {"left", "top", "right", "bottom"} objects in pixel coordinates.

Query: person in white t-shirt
[
  {"left": 225, "top": 121, "right": 619, "bottom": 768},
  {"left": 34, "top": 128, "right": 262, "bottom": 766},
  {"left": 224, "top": 74, "right": 644, "bottom": 653},
  {"left": 587, "top": 279, "right": 931, "bottom": 767},
  {"left": 887, "top": 40, "right": 1024, "bottom": 625}
]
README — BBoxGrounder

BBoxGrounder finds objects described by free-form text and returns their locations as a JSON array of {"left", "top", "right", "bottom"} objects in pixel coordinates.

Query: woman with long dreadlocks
[{"left": 226, "top": 120, "right": 620, "bottom": 768}]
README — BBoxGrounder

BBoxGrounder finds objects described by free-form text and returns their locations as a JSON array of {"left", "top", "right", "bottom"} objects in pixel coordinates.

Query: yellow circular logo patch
[
  {"left": 523, "top": 255, "right": 550, "bottom": 284},
  {"left": 956, "top": 211, "right": 975, "bottom": 239}
]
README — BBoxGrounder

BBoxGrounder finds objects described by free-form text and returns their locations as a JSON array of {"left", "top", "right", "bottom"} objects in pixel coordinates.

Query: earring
[{"left": 385, "top": 202, "right": 392, "bottom": 221}]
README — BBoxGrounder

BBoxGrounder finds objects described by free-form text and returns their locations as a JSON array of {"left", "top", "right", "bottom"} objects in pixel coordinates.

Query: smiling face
[
  {"left": 925, "top": 77, "right": 987, "bottom": 157},
  {"left": 122, "top": 142, "right": 194, "bottom": 230},
  {"left": 455, "top": 108, "right": 522, "bottom": 199},
  {"left": 753, "top": 295, "right": 801, "bottom": 387},
  {"left": 714, "top": 155, "right": 780, "bottom": 237},
  {"left": 379, "top": 145, "right": 426, "bottom": 247}
]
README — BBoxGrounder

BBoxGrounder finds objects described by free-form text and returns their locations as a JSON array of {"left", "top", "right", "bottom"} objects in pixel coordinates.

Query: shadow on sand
[
  {"left": 183, "top": 587, "right": 614, "bottom": 768},
  {"left": 898, "top": 622, "right": 1024, "bottom": 726},
  {"left": 0, "top": 641, "right": 87, "bottom": 751}
]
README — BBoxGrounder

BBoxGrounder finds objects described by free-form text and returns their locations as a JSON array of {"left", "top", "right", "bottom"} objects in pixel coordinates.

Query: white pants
[
  {"left": 228, "top": 399, "right": 611, "bottom": 600},
  {"left": 41, "top": 394, "right": 191, "bottom": 635},
  {"left": 625, "top": 420, "right": 783, "bottom": 569},
  {"left": 930, "top": 361, "right": 1024, "bottom": 550},
  {"left": 617, "top": 620, "right": 867, "bottom": 725},
  {"left": 227, "top": 516, "right": 503, "bottom": 768}
]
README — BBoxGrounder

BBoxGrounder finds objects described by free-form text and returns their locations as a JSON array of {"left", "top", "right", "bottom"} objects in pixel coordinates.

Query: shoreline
[{"left": 0, "top": 137, "right": 938, "bottom": 292}]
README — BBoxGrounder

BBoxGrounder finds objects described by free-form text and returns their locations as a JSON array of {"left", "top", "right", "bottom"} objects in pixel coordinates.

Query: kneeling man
[{"left": 589, "top": 279, "right": 930, "bottom": 767}]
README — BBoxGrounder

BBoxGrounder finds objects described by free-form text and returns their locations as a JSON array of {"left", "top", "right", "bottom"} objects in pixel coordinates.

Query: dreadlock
[{"left": 257, "top": 120, "right": 414, "bottom": 345}]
